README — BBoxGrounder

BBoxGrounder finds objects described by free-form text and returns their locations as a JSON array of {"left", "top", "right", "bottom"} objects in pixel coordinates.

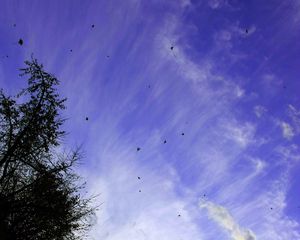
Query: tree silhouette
[{"left": 0, "top": 57, "right": 95, "bottom": 240}]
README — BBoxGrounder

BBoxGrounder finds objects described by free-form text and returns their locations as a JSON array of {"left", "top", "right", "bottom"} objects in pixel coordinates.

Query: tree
[{"left": 0, "top": 57, "right": 95, "bottom": 240}]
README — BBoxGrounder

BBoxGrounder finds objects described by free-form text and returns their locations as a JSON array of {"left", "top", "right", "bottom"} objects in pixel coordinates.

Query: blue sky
[{"left": 1, "top": 0, "right": 300, "bottom": 239}]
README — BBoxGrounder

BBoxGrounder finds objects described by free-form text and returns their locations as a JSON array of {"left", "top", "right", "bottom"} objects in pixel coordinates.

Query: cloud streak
[
  {"left": 200, "top": 201, "right": 256, "bottom": 240},
  {"left": 1, "top": 0, "right": 300, "bottom": 239},
  {"left": 280, "top": 121, "right": 294, "bottom": 140}
]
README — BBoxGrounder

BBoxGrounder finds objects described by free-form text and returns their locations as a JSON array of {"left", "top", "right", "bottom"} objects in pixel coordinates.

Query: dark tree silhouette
[{"left": 0, "top": 57, "right": 95, "bottom": 240}]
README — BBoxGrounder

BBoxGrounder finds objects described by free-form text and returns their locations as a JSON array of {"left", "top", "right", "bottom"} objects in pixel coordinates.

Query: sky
[{"left": 0, "top": 0, "right": 300, "bottom": 239}]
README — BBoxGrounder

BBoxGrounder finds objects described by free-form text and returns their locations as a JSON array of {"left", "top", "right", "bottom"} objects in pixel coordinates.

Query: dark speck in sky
[
  {"left": 137, "top": 147, "right": 141, "bottom": 151},
  {"left": 85, "top": 117, "right": 89, "bottom": 121},
  {"left": 18, "top": 38, "right": 23, "bottom": 46},
  {"left": 91, "top": 24, "right": 95, "bottom": 28},
  {"left": 164, "top": 140, "right": 167, "bottom": 144},
  {"left": 170, "top": 46, "right": 174, "bottom": 50},
  {"left": 181, "top": 133, "right": 184, "bottom": 136}
]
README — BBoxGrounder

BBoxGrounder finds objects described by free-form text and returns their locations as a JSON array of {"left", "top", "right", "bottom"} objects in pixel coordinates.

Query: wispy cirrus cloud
[
  {"left": 2, "top": 0, "right": 300, "bottom": 239},
  {"left": 50, "top": 1, "right": 300, "bottom": 238},
  {"left": 207, "top": 0, "right": 227, "bottom": 10},
  {"left": 85, "top": 156, "right": 202, "bottom": 240},
  {"left": 288, "top": 104, "right": 300, "bottom": 133},
  {"left": 280, "top": 121, "right": 295, "bottom": 140},
  {"left": 253, "top": 105, "right": 267, "bottom": 118},
  {"left": 200, "top": 201, "right": 256, "bottom": 240},
  {"left": 222, "top": 120, "right": 256, "bottom": 148}
]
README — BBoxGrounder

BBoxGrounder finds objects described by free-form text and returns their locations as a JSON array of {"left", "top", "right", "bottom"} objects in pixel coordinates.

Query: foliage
[{"left": 0, "top": 58, "right": 95, "bottom": 240}]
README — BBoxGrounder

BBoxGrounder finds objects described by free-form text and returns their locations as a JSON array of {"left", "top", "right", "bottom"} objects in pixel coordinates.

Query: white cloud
[
  {"left": 276, "top": 144, "right": 300, "bottom": 163},
  {"left": 180, "top": 0, "right": 191, "bottom": 8},
  {"left": 208, "top": 0, "right": 226, "bottom": 9},
  {"left": 253, "top": 105, "right": 267, "bottom": 118},
  {"left": 223, "top": 121, "right": 256, "bottom": 148},
  {"left": 262, "top": 73, "right": 275, "bottom": 82},
  {"left": 86, "top": 162, "right": 202, "bottom": 240},
  {"left": 199, "top": 201, "right": 256, "bottom": 240},
  {"left": 248, "top": 176, "right": 300, "bottom": 240},
  {"left": 280, "top": 121, "right": 294, "bottom": 140},
  {"left": 261, "top": 73, "right": 283, "bottom": 93},
  {"left": 218, "top": 30, "right": 232, "bottom": 41},
  {"left": 225, "top": 23, "right": 256, "bottom": 38},
  {"left": 213, "top": 23, "right": 256, "bottom": 60},
  {"left": 155, "top": 20, "right": 213, "bottom": 89},
  {"left": 237, "top": 25, "right": 256, "bottom": 37},
  {"left": 288, "top": 104, "right": 300, "bottom": 133},
  {"left": 155, "top": 17, "right": 250, "bottom": 109},
  {"left": 288, "top": 104, "right": 300, "bottom": 117},
  {"left": 235, "top": 86, "right": 245, "bottom": 98},
  {"left": 250, "top": 157, "right": 267, "bottom": 175},
  {"left": 209, "top": 156, "right": 300, "bottom": 239},
  {"left": 53, "top": 2, "right": 300, "bottom": 240}
]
